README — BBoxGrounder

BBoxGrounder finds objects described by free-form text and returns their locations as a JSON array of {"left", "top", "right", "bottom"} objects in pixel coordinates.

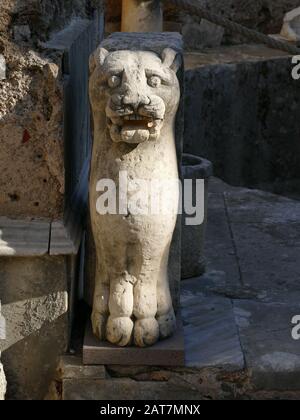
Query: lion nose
[{"left": 122, "top": 92, "right": 150, "bottom": 111}]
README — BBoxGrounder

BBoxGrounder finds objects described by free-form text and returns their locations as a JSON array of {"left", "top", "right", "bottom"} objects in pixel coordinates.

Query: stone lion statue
[{"left": 89, "top": 46, "right": 181, "bottom": 347}]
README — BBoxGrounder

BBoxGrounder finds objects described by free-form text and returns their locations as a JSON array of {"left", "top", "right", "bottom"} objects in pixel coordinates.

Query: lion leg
[
  {"left": 91, "top": 256, "right": 109, "bottom": 340},
  {"left": 106, "top": 272, "right": 134, "bottom": 346},
  {"left": 156, "top": 244, "right": 177, "bottom": 339},
  {"left": 133, "top": 261, "right": 160, "bottom": 347}
]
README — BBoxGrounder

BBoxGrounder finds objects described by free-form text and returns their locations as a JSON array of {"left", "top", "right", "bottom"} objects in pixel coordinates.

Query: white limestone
[{"left": 89, "top": 40, "right": 182, "bottom": 347}]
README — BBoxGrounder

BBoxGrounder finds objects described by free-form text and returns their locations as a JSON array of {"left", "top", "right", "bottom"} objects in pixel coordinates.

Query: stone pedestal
[
  {"left": 121, "top": 0, "right": 162, "bottom": 32},
  {"left": 83, "top": 319, "right": 185, "bottom": 366}
]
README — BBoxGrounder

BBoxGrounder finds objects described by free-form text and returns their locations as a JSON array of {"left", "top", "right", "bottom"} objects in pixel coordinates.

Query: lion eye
[
  {"left": 148, "top": 75, "right": 161, "bottom": 88},
  {"left": 108, "top": 75, "right": 121, "bottom": 88}
]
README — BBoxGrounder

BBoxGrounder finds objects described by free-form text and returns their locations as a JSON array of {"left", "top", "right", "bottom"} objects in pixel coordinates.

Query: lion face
[{"left": 89, "top": 48, "right": 181, "bottom": 144}]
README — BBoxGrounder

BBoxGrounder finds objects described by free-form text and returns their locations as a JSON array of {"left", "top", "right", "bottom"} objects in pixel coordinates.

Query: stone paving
[{"left": 182, "top": 177, "right": 300, "bottom": 391}]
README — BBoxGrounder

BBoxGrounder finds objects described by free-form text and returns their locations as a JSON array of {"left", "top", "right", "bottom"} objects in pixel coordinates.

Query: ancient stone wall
[
  {"left": 184, "top": 46, "right": 300, "bottom": 194},
  {"left": 0, "top": 1, "right": 101, "bottom": 219},
  {"left": 105, "top": 1, "right": 300, "bottom": 42},
  {"left": 0, "top": 0, "right": 104, "bottom": 400}
]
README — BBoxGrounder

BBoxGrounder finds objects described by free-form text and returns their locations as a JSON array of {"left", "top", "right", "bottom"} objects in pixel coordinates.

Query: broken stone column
[
  {"left": 121, "top": 0, "right": 162, "bottom": 32},
  {"left": 0, "top": 303, "right": 6, "bottom": 401},
  {"left": 88, "top": 32, "right": 183, "bottom": 349}
]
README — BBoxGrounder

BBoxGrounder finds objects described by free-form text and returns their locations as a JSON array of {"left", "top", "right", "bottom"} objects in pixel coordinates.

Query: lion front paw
[
  {"left": 157, "top": 310, "right": 177, "bottom": 339},
  {"left": 106, "top": 316, "right": 133, "bottom": 347},
  {"left": 134, "top": 317, "right": 160, "bottom": 347}
]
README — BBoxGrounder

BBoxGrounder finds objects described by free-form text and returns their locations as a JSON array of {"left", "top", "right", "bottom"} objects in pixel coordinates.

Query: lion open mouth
[{"left": 107, "top": 114, "right": 163, "bottom": 143}]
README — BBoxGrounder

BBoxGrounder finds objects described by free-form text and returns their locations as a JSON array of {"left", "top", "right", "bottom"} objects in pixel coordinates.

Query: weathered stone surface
[
  {"left": 225, "top": 189, "right": 300, "bottom": 302},
  {"left": 0, "top": 54, "right": 6, "bottom": 80},
  {"left": 0, "top": 0, "right": 104, "bottom": 402},
  {"left": 106, "top": 0, "right": 300, "bottom": 45},
  {"left": 205, "top": 187, "right": 241, "bottom": 290},
  {"left": 0, "top": 50, "right": 65, "bottom": 219},
  {"left": 121, "top": 0, "right": 162, "bottom": 32},
  {"left": 181, "top": 278, "right": 244, "bottom": 370},
  {"left": 166, "top": 0, "right": 300, "bottom": 36},
  {"left": 58, "top": 356, "right": 107, "bottom": 380},
  {"left": 13, "top": 25, "right": 31, "bottom": 42},
  {"left": 0, "top": 0, "right": 96, "bottom": 39},
  {"left": 184, "top": 46, "right": 300, "bottom": 194},
  {"left": 0, "top": 218, "right": 50, "bottom": 256},
  {"left": 0, "top": 2, "right": 104, "bottom": 219},
  {"left": 182, "top": 19, "right": 224, "bottom": 50},
  {"left": 0, "top": 256, "right": 68, "bottom": 400},
  {"left": 89, "top": 33, "right": 183, "bottom": 348},
  {"left": 234, "top": 300, "right": 300, "bottom": 390},
  {"left": 43, "top": 17, "right": 102, "bottom": 203},
  {"left": 62, "top": 377, "right": 203, "bottom": 400}
]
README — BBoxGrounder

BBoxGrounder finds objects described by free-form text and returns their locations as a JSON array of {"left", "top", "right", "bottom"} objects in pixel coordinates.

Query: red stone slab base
[{"left": 83, "top": 318, "right": 185, "bottom": 366}]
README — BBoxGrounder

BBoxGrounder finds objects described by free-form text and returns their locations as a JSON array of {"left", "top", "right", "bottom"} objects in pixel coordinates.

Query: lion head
[{"left": 89, "top": 47, "right": 181, "bottom": 144}]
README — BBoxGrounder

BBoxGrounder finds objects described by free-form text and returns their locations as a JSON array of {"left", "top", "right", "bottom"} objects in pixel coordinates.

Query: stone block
[
  {"left": 62, "top": 377, "right": 203, "bottom": 400},
  {"left": 83, "top": 321, "right": 185, "bottom": 366},
  {"left": 0, "top": 256, "right": 69, "bottom": 400},
  {"left": 184, "top": 46, "right": 300, "bottom": 192},
  {"left": 182, "top": 19, "right": 224, "bottom": 50},
  {"left": 58, "top": 356, "right": 106, "bottom": 379}
]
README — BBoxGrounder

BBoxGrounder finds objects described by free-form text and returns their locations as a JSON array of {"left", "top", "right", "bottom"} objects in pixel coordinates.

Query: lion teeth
[{"left": 123, "top": 115, "right": 151, "bottom": 121}]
